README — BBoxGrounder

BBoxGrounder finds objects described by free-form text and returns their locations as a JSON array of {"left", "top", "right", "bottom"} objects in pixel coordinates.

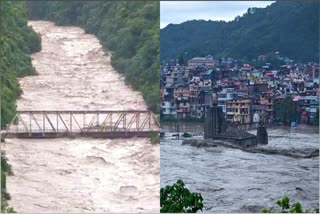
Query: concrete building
[
  {"left": 176, "top": 97, "right": 190, "bottom": 118},
  {"left": 173, "top": 86, "right": 190, "bottom": 99},
  {"left": 161, "top": 101, "right": 177, "bottom": 116},
  {"left": 260, "top": 90, "right": 275, "bottom": 123},
  {"left": 188, "top": 55, "right": 214, "bottom": 67},
  {"left": 217, "top": 88, "right": 236, "bottom": 116},
  {"left": 226, "top": 98, "right": 251, "bottom": 124}
]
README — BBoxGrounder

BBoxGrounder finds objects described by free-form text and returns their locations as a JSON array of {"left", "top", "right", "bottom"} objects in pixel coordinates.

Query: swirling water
[{"left": 161, "top": 123, "right": 319, "bottom": 212}]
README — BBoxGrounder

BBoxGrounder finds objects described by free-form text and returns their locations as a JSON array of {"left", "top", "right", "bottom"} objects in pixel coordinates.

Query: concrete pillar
[
  {"left": 204, "top": 104, "right": 226, "bottom": 139},
  {"left": 204, "top": 106, "right": 213, "bottom": 138},
  {"left": 257, "top": 126, "right": 268, "bottom": 144}
]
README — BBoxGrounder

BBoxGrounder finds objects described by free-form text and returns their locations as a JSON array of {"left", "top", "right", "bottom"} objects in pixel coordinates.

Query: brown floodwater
[
  {"left": 3, "top": 21, "right": 159, "bottom": 213},
  {"left": 161, "top": 123, "right": 319, "bottom": 213}
]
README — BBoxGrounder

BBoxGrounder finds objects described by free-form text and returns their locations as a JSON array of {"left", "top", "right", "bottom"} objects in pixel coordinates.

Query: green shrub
[
  {"left": 160, "top": 179, "right": 203, "bottom": 213},
  {"left": 148, "top": 132, "right": 160, "bottom": 144},
  {"left": 182, "top": 132, "right": 192, "bottom": 138},
  {"left": 262, "top": 195, "right": 319, "bottom": 213}
]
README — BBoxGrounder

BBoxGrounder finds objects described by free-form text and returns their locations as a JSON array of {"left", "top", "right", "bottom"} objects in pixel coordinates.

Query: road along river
[
  {"left": 161, "top": 123, "right": 319, "bottom": 213},
  {"left": 2, "top": 21, "right": 159, "bottom": 213}
]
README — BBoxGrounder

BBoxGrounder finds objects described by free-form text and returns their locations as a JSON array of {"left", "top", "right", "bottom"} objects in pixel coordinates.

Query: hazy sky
[{"left": 160, "top": 1, "right": 275, "bottom": 29}]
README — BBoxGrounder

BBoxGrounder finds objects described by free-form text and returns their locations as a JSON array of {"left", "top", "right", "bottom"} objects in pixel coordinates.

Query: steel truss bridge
[{"left": 2, "top": 110, "right": 159, "bottom": 139}]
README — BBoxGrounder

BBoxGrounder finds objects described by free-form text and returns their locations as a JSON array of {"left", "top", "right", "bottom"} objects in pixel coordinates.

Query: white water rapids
[{"left": 3, "top": 21, "right": 159, "bottom": 213}]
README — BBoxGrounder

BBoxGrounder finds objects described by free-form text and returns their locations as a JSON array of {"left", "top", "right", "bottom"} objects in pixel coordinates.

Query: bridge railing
[{"left": 4, "top": 110, "right": 159, "bottom": 136}]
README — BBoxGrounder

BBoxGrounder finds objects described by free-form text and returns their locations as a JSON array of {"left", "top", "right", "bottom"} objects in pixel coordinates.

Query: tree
[
  {"left": 160, "top": 179, "right": 203, "bottom": 213},
  {"left": 315, "top": 108, "right": 319, "bottom": 125},
  {"left": 178, "top": 53, "right": 187, "bottom": 66},
  {"left": 160, "top": 1, "right": 319, "bottom": 63},
  {"left": 274, "top": 97, "right": 299, "bottom": 125}
]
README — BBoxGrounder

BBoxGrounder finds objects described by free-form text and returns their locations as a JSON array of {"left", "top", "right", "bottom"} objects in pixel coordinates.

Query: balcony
[
  {"left": 176, "top": 108, "right": 190, "bottom": 113},
  {"left": 227, "top": 111, "right": 236, "bottom": 115}
]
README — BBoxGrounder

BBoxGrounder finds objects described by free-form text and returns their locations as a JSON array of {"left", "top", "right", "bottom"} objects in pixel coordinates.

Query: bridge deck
[{"left": 3, "top": 131, "right": 157, "bottom": 139}]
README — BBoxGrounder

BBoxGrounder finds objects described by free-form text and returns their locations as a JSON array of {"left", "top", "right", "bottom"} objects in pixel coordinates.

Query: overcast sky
[{"left": 160, "top": 1, "right": 275, "bottom": 29}]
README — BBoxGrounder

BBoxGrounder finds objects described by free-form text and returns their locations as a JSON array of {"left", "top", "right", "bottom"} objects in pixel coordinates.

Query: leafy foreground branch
[
  {"left": 262, "top": 195, "right": 319, "bottom": 213},
  {"left": 160, "top": 179, "right": 203, "bottom": 213},
  {"left": 160, "top": 180, "right": 319, "bottom": 213}
]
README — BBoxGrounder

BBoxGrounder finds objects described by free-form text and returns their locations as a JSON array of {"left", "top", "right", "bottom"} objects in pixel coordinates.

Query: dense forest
[
  {"left": 27, "top": 1, "right": 160, "bottom": 113},
  {"left": 0, "top": 1, "right": 41, "bottom": 128},
  {"left": 161, "top": 1, "right": 319, "bottom": 63},
  {"left": 0, "top": 1, "right": 41, "bottom": 212}
]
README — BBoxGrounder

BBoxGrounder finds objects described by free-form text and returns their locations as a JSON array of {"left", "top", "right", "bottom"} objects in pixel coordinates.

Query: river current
[
  {"left": 3, "top": 21, "right": 159, "bottom": 213},
  {"left": 161, "top": 123, "right": 319, "bottom": 212}
]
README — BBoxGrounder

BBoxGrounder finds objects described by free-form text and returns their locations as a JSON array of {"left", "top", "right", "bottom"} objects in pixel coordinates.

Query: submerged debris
[{"left": 182, "top": 139, "right": 319, "bottom": 158}]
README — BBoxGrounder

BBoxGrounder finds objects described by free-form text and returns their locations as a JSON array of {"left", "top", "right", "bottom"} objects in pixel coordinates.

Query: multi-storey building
[
  {"left": 260, "top": 90, "right": 275, "bottom": 123},
  {"left": 226, "top": 98, "right": 251, "bottom": 124},
  {"left": 161, "top": 101, "right": 177, "bottom": 116},
  {"left": 188, "top": 55, "right": 214, "bottom": 67},
  {"left": 173, "top": 86, "right": 190, "bottom": 99},
  {"left": 217, "top": 88, "right": 235, "bottom": 116},
  {"left": 176, "top": 97, "right": 191, "bottom": 118}
]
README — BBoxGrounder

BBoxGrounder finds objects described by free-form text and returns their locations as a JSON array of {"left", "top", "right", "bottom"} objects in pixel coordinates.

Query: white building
[
  {"left": 217, "top": 88, "right": 236, "bottom": 116},
  {"left": 161, "top": 101, "right": 177, "bottom": 116},
  {"left": 187, "top": 55, "right": 214, "bottom": 67}
]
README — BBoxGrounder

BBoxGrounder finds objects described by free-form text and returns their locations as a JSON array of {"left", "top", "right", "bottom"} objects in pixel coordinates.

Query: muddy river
[
  {"left": 161, "top": 123, "right": 319, "bottom": 213},
  {"left": 3, "top": 21, "right": 159, "bottom": 213}
]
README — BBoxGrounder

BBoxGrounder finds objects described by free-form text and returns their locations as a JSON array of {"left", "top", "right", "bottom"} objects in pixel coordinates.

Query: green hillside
[
  {"left": 160, "top": 1, "right": 319, "bottom": 63},
  {"left": 0, "top": 1, "right": 41, "bottom": 128},
  {"left": 0, "top": 1, "right": 41, "bottom": 212},
  {"left": 27, "top": 1, "right": 160, "bottom": 113}
]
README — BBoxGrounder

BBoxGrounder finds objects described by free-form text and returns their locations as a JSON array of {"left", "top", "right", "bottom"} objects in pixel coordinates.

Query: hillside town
[{"left": 160, "top": 55, "right": 319, "bottom": 126}]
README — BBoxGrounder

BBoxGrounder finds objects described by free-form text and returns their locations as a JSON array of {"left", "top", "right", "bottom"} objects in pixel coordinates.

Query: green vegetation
[
  {"left": 161, "top": 1, "right": 319, "bottom": 63},
  {"left": 273, "top": 96, "right": 299, "bottom": 125},
  {"left": 160, "top": 179, "right": 203, "bottom": 213},
  {"left": 315, "top": 108, "right": 319, "bottom": 125},
  {"left": 262, "top": 195, "right": 319, "bottom": 213},
  {"left": 0, "top": 1, "right": 41, "bottom": 211},
  {"left": 1, "top": 152, "right": 15, "bottom": 213},
  {"left": 160, "top": 182, "right": 318, "bottom": 213},
  {"left": 27, "top": 1, "right": 160, "bottom": 113},
  {"left": 148, "top": 132, "right": 160, "bottom": 144},
  {"left": 182, "top": 132, "right": 192, "bottom": 138},
  {"left": 0, "top": 1, "right": 41, "bottom": 129}
]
